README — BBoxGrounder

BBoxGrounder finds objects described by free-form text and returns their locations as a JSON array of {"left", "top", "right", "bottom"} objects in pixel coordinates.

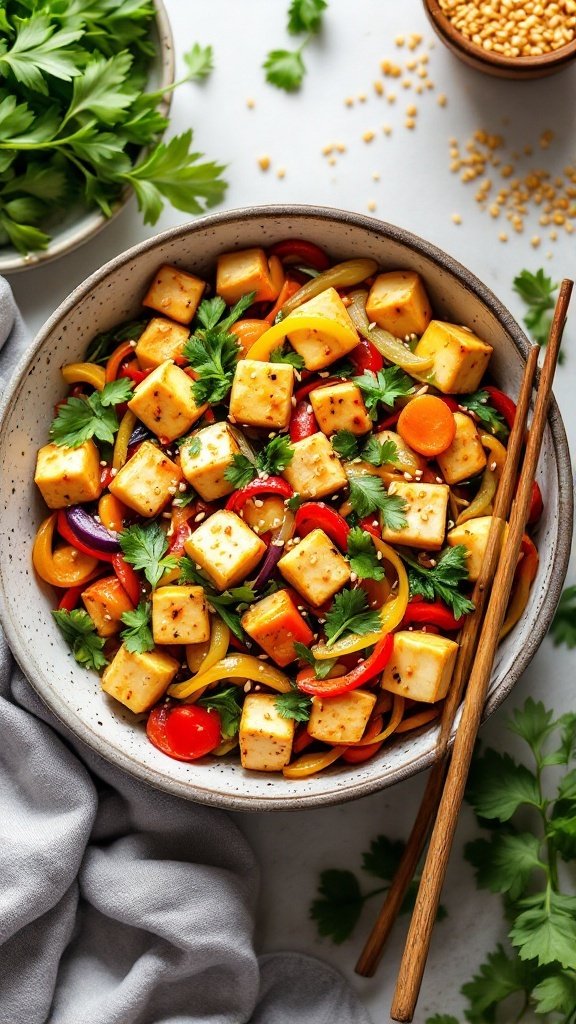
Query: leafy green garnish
[
  {"left": 50, "top": 378, "right": 133, "bottom": 447},
  {"left": 293, "top": 641, "right": 338, "bottom": 679},
  {"left": 52, "top": 608, "right": 108, "bottom": 671},
  {"left": 199, "top": 686, "right": 243, "bottom": 738},
  {"left": 331, "top": 430, "right": 360, "bottom": 460},
  {"left": 324, "top": 587, "right": 381, "bottom": 647},
  {"left": 118, "top": 521, "right": 178, "bottom": 589},
  {"left": 177, "top": 557, "right": 255, "bottom": 640},
  {"left": 275, "top": 687, "right": 313, "bottom": 722},
  {"left": 354, "top": 366, "right": 415, "bottom": 419},
  {"left": 347, "top": 526, "right": 385, "bottom": 581},
  {"left": 513, "top": 269, "right": 560, "bottom": 353},
  {"left": 459, "top": 390, "right": 509, "bottom": 442},
  {"left": 270, "top": 345, "right": 306, "bottom": 369},
  {"left": 263, "top": 0, "right": 328, "bottom": 92},
  {"left": 120, "top": 600, "right": 154, "bottom": 654},
  {"left": 85, "top": 319, "right": 148, "bottom": 365},
  {"left": 405, "top": 545, "right": 475, "bottom": 620},
  {"left": 287, "top": 0, "right": 328, "bottom": 33},
  {"left": 224, "top": 454, "right": 256, "bottom": 490},
  {"left": 550, "top": 585, "right": 576, "bottom": 649},
  {"left": 347, "top": 473, "right": 408, "bottom": 529},
  {"left": 177, "top": 435, "right": 202, "bottom": 457},
  {"left": 183, "top": 43, "right": 214, "bottom": 81},
  {"left": 183, "top": 292, "right": 254, "bottom": 405},
  {"left": 331, "top": 430, "right": 400, "bottom": 467},
  {"left": 224, "top": 434, "right": 295, "bottom": 489}
]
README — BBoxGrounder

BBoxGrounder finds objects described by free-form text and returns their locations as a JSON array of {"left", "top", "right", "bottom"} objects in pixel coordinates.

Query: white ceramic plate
[{"left": 0, "top": 206, "right": 572, "bottom": 809}]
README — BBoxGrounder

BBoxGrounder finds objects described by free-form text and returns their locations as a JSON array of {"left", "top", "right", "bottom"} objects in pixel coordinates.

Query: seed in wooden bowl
[{"left": 437, "top": 0, "right": 576, "bottom": 57}]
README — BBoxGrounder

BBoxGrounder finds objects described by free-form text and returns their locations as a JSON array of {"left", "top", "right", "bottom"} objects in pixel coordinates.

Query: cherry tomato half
[{"left": 147, "top": 703, "right": 221, "bottom": 762}]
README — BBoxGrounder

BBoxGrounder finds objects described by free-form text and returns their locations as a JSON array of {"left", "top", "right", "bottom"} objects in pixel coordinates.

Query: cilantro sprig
[
  {"left": 347, "top": 526, "right": 385, "bottom": 581},
  {"left": 404, "top": 545, "right": 475, "bottom": 620},
  {"left": 332, "top": 430, "right": 401, "bottom": 467},
  {"left": 294, "top": 641, "right": 338, "bottom": 679},
  {"left": 264, "top": 0, "right": 328, "bottom": 92},
  {"left": 183, "top": 292, "right": 254, "bottom": 406},
  {"left": 52, "top": 608, "right": 108, "bottom": 671},
  {"left": 459, "top": 390, "right": 509, "bottom": 442},
  {"left": 513, "top": 269, "right": 565, "bottom": 361},
  {"left": 120, "top": 601, "right": 154, "bottom": 654},
  {"left": 224, "top": 435, "right": 295, "bottom": 489},
  {"left": 275, "top": 687, "right": 313, "bottom": 723},
  {"left": 354, "top": 367, "right": 415, "bottom": 419},
  {"left": 50, "top": 378, "right": 133, "bottom": 448},
  {"left": 270, "top": 345, "right": 306, "bottom": 369},
  {"left": 178, "top": 557, "right": 255, "bottom": 640},
  {"left": 347, "top": 473, "right": 408, "bottom": 529},
  {"left": 324, "top": 588, "right": 381, "bottom": 647},
  {"left": 199, "top": 686, "right": 243, "bottom": 738},
  {"left": 118, "top": 521, "right": 178, "bottom": 589}
]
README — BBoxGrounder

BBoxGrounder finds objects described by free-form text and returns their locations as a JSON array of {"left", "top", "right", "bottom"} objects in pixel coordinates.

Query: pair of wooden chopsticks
[{"left": 355, "top": 278, "right": 573, "bottom": 1022}]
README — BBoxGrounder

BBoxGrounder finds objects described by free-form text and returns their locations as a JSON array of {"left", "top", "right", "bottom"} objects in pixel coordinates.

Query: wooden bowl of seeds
[{"left": 423, "top": 0, "right": 576, "bottom": 79}]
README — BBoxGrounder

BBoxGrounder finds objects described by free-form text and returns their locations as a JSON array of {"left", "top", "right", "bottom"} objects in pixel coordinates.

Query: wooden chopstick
[
  {"left": 355, "top": 342, "right": 539, "bottom": 979},
  {"left": 390, "top": 278, "right": 573, "bottom": 1023}
]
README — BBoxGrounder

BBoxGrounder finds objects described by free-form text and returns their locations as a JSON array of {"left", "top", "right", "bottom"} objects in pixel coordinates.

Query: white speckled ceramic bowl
[
  {"left": 0, "top": 206, "right": 572, "bottom": 810},
  {"left": 0, "top": 0, "right": 174, "bottom": 274}
]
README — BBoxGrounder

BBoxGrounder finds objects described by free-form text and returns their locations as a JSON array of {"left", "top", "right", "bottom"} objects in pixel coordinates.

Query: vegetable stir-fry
[{"left": 33, "top": 241, "right": 542, "bottom": 777}]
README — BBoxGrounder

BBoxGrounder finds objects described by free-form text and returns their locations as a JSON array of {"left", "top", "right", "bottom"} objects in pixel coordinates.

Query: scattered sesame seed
[
  {"left": 362, "top": 130, "right": 376, "bottom": 143},
  {"left": 451, "top": 212, "right": 462, "bottom": 224},
  {"left": 367, "top": 200, "right": 377, "bottom": 211},
  {"left": 437, "top": 93, "right": 447, "bottom": 107},
  {"left": 258, "top": 155, "right": 270, "bottom": 171}
]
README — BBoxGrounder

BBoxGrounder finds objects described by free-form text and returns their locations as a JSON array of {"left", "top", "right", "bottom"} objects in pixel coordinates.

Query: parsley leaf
[
  {"left": 331, "top": 430, "right": 360, "bottom": 460},
  {"left": 406, "top": 546, "right": 475, "bottom": 620},
  {"left": 199, "top": 686, "right": 242, "bottom": 738},
  {"left": 287, "top": 0, "right": 328, "bottom": 33},
  {"left": 532, "top": 970, "right": 576, "bottom": 1015},
  {"left": 178, "top": 558, "right": 256, "bottom": 640},
  {"left": 354, "top": 367, "right": 415, "bottom": 418},
  {"left": 460, "top": 946, "right": 535, "bottom": 1024},
  {"left": 50, "top": 378, "right": 133, "bottom": 448},
  {"left": 224, "top": 454, "right": 256, "bottom": 489},
  {"left": 119, "top": 521, "right": 178, "bottom": 589},
  {"left": 510, "top": 890, "right": 576, "bottom": 969},
  {"left": 294, "top": 641, "right": 337, "bottom": 679},
  {"left": 86, "top": 319, "right": 149, "bottom": 365},
  {"left": 362, "top": 436, "right": 401, "bottom": 467},
  {"left": 459, "top": 390, "right": 509, "bottom": 442},
  {"left": 183, "top": 43, "right": 214, "bottom": 81},
  {"left": 324, "top": 587, "right": 381, "bottom": 646},
  {"left": 120, "top": 601, "right": 154, "bottom": 654},
  {"left": 465, "top": 832, "right": 544, "bottom": 900},
  {"left": 52, "top": 608, "right": 108, "bottom": 671},
  {"left": 270, "top": 345, "right": 306, "bottom": 369},
  {"left": 466, "top": 748, "right": 540, "bottom": 821},
  {"left": 224, "top": 435, "right": 294, "bottom": 489},
  {"left": 263, "top": 48, "right": 306, "bottom": 91},
  {"left": 183, "top": 292, "right": 253, "bottom": 405},
  {"left": 347, "top": 526, "right": 385, "bottom": 581},
  {"left": 275, "top": 688, "right": 312, "bottom": 722},
  {"left": 550, "top": 585, "right": 576, "bottom": 649},
  {"left": 347, "top": 473, "right": 408, "bottom": 529},
  {"left": 513, "top": 269, "right": 563, "bottom": 357}
]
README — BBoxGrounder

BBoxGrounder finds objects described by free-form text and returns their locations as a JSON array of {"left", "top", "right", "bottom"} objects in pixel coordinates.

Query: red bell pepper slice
[
  {"left": 290, "top": 400, "right": 318, "bottom": 442},
  {"left": 527, "top": 480, "right": 544, "bottom": 525},
  {"left": 439, "top": 396, "right": 460, "bottom": 413},
  {"left": 57, "top": 585, "right": 84, "bottom": 611},
  {"left": 296, "top": 635, "right": 393, "bottom": 697},
  {"left": 401, "top": 597, "right": 464, "bottom": 632},
  {"left": 225, "top": 476, "right": 294, "bottom": 513},
  {"left": 483, "top": 386, "right": 516, "bottom": 430},
  {"left": 119, "top": 363, "right": 153, "bottom": 386},
  {"left": 376, "top": 410, "right": 401, "bottom": 431},
  {"left": 112, "top": 554, "right": 142, "bottom": 605},
  {"left": 268, "top": 239, "right": 331, "bottom": 271},
  {"left": 57, "top": 510, "right": 115, "bottom": 563},
  {"left": 265, "top": 278, "right": 302, "bottom": 324},
  {"left": 294, "top": 376, "right": 347, "bottom": 403},
  {"left": 349, "top": 337, "right": 383, "bottom": 374},
  {"left": 360, "top": 515, "right": 381, "bottom": 539},
  {"left": 295, "top": 502, "right": 350, "bottom": 551}
]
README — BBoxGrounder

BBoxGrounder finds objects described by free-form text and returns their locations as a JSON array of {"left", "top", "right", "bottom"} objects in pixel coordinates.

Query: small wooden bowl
[{"left": 423, "top": 0, "right": 576, "bottom": 79}]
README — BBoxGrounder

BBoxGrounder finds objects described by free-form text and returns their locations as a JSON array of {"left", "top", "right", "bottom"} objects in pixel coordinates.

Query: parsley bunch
[
  {"left": 264, "top": 0, "right": 328, "bottom": 92},
  {"left": 0, "top": 2, "right": 226, "bottom": 255},
  {"left": 184, "top": 292, "right": 254, "bottom": 406}
]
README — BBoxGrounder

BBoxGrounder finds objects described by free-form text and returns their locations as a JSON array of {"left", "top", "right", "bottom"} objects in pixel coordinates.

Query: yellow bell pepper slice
[
  {"left": 456, "top": 467, "right": 497, "bottom": 525},
  {"left": 61, "top": 362, "right": 106, "bottom": 391},
  {"left": 245, "top": 315, "right": 358, "bottom": 362},
  {"left": 167, "top": 653, "right": 292, "bottom": 701},
  {"left": 480, "top": 433, "right": 508, "bottom": 476},
  {"left": 347, "top": 695, "right": 405, "bottom": 746},
  {"left": 32, "top": 513, "right": 99, "bottom": 587},
  {"left": 282, "top": 745, "right": 347, "bottom": 779},
  {"left": 112, "top": 409, "right": 137, "bottom": 470},
  {"left": 179, "top": 617, "right": 231, "bottom": 702}
]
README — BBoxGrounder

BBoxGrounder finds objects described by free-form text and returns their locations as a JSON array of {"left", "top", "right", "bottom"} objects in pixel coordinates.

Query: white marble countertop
[{"left": 7, "top": 1, "right": 575, "bottom": 1020}]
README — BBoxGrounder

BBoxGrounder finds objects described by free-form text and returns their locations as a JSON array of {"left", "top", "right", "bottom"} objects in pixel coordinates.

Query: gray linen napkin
[{"left": 0, "top": 278, "right": 372, "bottom": 1024}]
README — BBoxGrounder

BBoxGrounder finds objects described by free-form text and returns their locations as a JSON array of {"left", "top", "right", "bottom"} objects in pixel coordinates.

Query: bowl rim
[
  {"left": 0, "top": 0, "right": 175, "bottom": 275},
  {"left": 1, "top": 203, "right": 573, "bottom": 811},
  {"left": 423, "top": 0, "right": 576, "bottom": 72}
]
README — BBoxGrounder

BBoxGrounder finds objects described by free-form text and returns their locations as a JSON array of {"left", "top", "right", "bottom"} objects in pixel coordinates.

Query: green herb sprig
[
  {"left": 404, "top": 546, "right": 475, "bottom": 620},
  {"left": 52, "top": 608, "right": 108, "bottom": 671},
  {"left": 50, "top": 378, "right": 133, "bottom": 448},
  {"left": 120, "top": 601, "right": 154, "bottom": 654},
  {"left": 224, "top": 435, "right": 295, "bottom": 489},
  {"left": 263, "top": 0, "right": 328, "bottom": 92},
  {"left": 118, "top": 521, "right": 178, "bottom": 589},
  {"left": 324, "top": 587, "right": 381, "bottom": 647},
  {"left": 459, "top": 390, "right": 509, "bottom": 442},
  {"left": 184, "top": 292, "right": 254, "bottom": 406}
]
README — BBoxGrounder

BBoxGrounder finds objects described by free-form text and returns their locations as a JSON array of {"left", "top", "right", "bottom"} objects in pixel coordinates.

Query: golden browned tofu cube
[
  {"left": 282, "top": 432, "right": 348, "bottom": 500},
  {"left": 239, "top": 693, "right": 295, "bottom": 771},
  {"left": 128, "top": 360, "right": 205, "bottom": 443},
  {"left": 278, "top": 528, "right": 351, "bottom": 606},
  {"left": 241, "top": 589, "right": 314, "bottom": 667},
  {"left": 184, "top": 510, "right": 266, "bottom": 591},
  {"left": 310, "top": 381, "right": 371, "bottom": 436},
  {"left": 81, "top": 576, "right": 134, "bottom": 638},
  {"left": 152, "top": 585, "right": 210, "bottom": 645},
  {"left": 179, "top": 421, "right": 240, "bottom": 501},
  {"left": 308, "top": 689, "right": 377, "bottom": 744},
  {"left": 216, "top": 248, "right": 279, "bottom": 305},
  {"left": 135, "top": 318, "right": 190, "bottom": 369},
  {"left": 413, "top": 321, "right": 493, "bottom": 394},
  {"left": 101, "top": 644, "right": 179, "bottom": 713},
  {"left": 436, "top": 412, "right": 487, "bottom": 485},
  {"left": 229, "top": 360, "right": 294, "bottom": 430},
  {"left": 34, "top": 440, "right": 102, "bottom": 509},
  {"left": 381, "top": 480, "right": 449, "bottom": 550},
  {"left": 381, "top": 630, "right": 458, "bottom": 703},
  {"left": 109, "top": 440, "right": 182, "bottom": 517},
  {"left": 447, "top": 515, "right": 496, "bottom": 582},
  {"left": 142, "top": 264, "right": 205, "bottom": 324},
  {"left": 286, "top": 287, "right": 359, "bottom": 370},
  {"left": 365, "top": 270, "right": 432, "bottom": 338}
]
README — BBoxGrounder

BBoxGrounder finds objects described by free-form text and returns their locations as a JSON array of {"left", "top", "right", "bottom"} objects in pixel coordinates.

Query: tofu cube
[
  {"left": 184, "top": 510, "right": 266, "bottom": 591},
  {"left": 135, "top": 318, "right": 190, "bottom": 369},
  {"left": 310, "top": 381, "right": 371, "bottom": 436},
  {"left": 34, "top": 440, "right": 102, "bottom": 510},
  {"left": 217, "top": 248, "right": 279, "bottom": 305},
  {"left": 282, "top": 432, "right": 348, "bottom": 500},
  {"left": 447, "top": 515, "right": 496, "bottom": 582},
  {"left": 278, "top": 528, "right": 351, "bottom": 606},
  {"left": 241, "top": 589, "right": 314, "bottom": 667},
  {"left": 81, "top": 576, "right": 134, "bottom": 637},
  {"left": 109, "top": 440, "right": 182, "bottom": 517},
  {"left": 101, "top": 644, "right": 179, "bottom": 714},
  {"left": 413, "top": 321, "right": 493, "bottom": 394},
  {"left": 128, "top": 360, "right": 206, "bottom": 443},
  {"left": 381, "top": 480, "right": 449, "bottom": 550},
  {"left": 381, "top": 630, "right": 458, "bottom": 703},
  {"left": 308, "top": 689, "right": 377, "bottom": 744},
  {"left": 239, "top": 693, "right": 295, "bottom": 772},
  {"left": 142, "top": 264, "right": 205, "bottom": 324},
  {"left": 436, "top": 412, "right": 487, "bottom": 485},
  {"left": 286, "top": 287, "right": 359, "bottom": 371},
  {"left": 374, "top": 429, "right": 425, "bottom": 475},
  {"left": 152, "top": 585, "right": 210, "bottom": 644},
  {"left": 365, "top": 271, "right": 432, "bottom": 338},
  {"left": 229, "top": 359, "right": 294, "bottom": 430},
  {"left": 179, "top": 421, "right": 240, "bottom": 501}
]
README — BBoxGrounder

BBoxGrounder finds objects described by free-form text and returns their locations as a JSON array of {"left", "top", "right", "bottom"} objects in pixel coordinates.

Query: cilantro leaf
[
  {"left": 294, "top": 641, "right": 337, "bottom": 679},
  {"left": 354, "top": 367, "right": 415, "bottom": 418},
  {"left": 513, "top": 268, "right": 560, "bottom": 352},
  {"left": 550, "top": 585, "right": 576, "bottom": 649},
  {"left": 224, "top": 454, "right": 256, "bottom": 489},
  {"left": 275, "top": 688, "right": 312, "bottom": 722},
  {"left": 177, "top": 557, "right": 255, "bottom": 640},
  {"left": 331, "top": 430, "right": 360, "bottom": 460},
  {"left": 287, "top": 0, "right": 328, "bottom": 34},
  {"left": 257, "top": 435, "right": 294, "bottom": 475},
  {"left": 310, "top": 869, "right": 364, "bottom": 944},
  {"left": 361, "top": 436, "right": 401, "bottom": 467},
  {"left": 324, "top": 587, "right": 381, "bottom": 646},
  {"left": 459, "top": 390, "right": 509, "bottom": 441},
  {"left": 199, "top": 686, "right": 242, "bottom": 738},
  {"left": 177, "top": 556, "right": 210, "bottom": 587},
  {"left": 510, "top": 890, "right": 576, "bottom": 969},
  {"left": 465, "top": 832, "right": 544, "bottom": 900},
  {"left": 466, "top": 748, "right": 540, "bottom": 821},
  {"left": 509, "top": 697, "right": 556, "bottom": 756},
  {"left": 119, "top": 521, "right": 178, "bottom": 589},
  {"left": 270, "top": 345, "right": 305, "bottom": 369},
  {"left": 460, "top": 945, "right": 534, "bottom": 1024},
  {"left": 263, "top": 48, "right": 306, "bottom": 92},
  {"left": 348, "top": 473, "right": 408, "bottom": 529},
  {"left": 50, "top": 378, "right": 133, "bottom": 448},
  {"left": 532, "top": 970, "right": 576, "bottom": 1015},
  {"left": 407, "top": 546, "right": 475, "bottom": 620},
  {"left": 120, "top": 601, "right": 154, "bottom": 654},
  {"left": 85, "top": 319, "right": 149, "bottom": 365},
  {"left": 183, "top": 292, "right": 253, "bottom": 405},
  {"left": 183, "top": 43, "right": 214, "bottom": 81},
  {"left": 52, "top": 608, "right": 108, "bottom": 671},
  {"left": 347, "top": 526, "right": 385, "bottom": 581}
]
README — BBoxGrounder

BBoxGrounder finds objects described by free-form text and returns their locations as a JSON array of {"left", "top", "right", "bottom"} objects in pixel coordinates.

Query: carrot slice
[
  {"left": 229, "top": 319, "right": 271, "bottom": 354},
  {"left": 397, "top": 394, "right": 456, "bottom": 456}
]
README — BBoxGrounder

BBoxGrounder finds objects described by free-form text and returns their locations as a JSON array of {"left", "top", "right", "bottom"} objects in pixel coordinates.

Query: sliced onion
[
  {"left": 64, "top": 505, "right": 121, "bottom": 553},
  {"left": 347, "top": 290, "right": 434, "bottom": 375},
  {"left": 253, "top": 509, "right": 295, "bottom": 589},
  {"left": 280, "top": 259, "right": 379, "bottom": 316},
  {"left": 228, "top": 425, "right": 258, "bottom": 465},
  {"left": 128, "top": 422, "right": 151, "bottom": 446}
]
